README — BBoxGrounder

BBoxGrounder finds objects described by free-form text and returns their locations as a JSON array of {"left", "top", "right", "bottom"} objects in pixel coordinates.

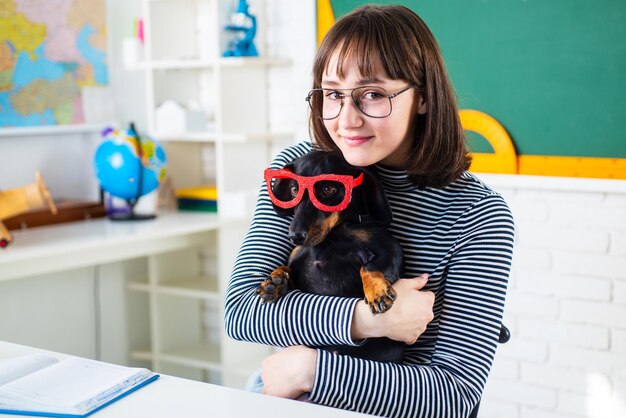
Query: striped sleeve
[
  {"left": 308, "top": 193, "right": 515, "bottom": 417},
  {"left": 224, "top": 142, "right": 363, "bottom": 348}
]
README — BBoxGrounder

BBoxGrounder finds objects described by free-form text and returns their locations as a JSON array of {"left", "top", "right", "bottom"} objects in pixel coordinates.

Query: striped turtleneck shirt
[{"left": 224, "top": 141, "right": 515, "bottom": 418}]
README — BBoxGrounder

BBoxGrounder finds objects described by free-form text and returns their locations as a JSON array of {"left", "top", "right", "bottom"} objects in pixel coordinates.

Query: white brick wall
[
  {"left": 480, "top": 174, "right": 626, "bottom": 418},
  {"left": 265, "top": 0, "right": 315, "bottom": 143}
]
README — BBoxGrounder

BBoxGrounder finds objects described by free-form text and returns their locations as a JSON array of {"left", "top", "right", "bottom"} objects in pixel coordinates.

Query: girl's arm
[{"left": 307, "top": 194, "right": 514, "bottom": 418}]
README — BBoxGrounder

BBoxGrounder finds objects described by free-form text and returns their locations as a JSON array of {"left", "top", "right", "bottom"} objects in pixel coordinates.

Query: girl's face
[{"left": 322, "top": 50, "right": 426, "bottom": 169}]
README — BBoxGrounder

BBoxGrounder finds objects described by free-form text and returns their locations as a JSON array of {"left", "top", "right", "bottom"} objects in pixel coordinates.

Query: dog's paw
[
  {"left": 363, "top": 277, "right": 397, "bottom": 314},
  {"left": 256, "top": 266, "right": 292, "bottom": 303}
]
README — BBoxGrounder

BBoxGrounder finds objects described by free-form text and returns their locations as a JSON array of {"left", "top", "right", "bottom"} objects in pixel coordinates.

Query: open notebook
[{"left": 0, "top": 353, "right": 159, "bottom": 417}]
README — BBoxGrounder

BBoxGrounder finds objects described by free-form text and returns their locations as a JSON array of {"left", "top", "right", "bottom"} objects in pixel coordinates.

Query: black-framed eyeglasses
[{"left": 305, "top": 85, "right": 415, "bottom": 120}]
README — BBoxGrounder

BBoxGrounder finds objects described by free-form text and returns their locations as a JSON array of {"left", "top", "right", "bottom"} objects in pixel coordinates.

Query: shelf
[
  {"left": 161, "top": 342, "right": 222, "bottom": 371},
  {"left": 218, "top": 57, "right": 291, "bottom": 67},
  {"left": 126, "top": 57, "right": 291, "bottom": 71},
  {"left": 127, "top": 281, "right": 150, "bottom": 292},
  {"left": 0, "top": 124, "right": 107, "bottom": 138},
  {"left": 152, "top": 130, "right": 294, "bottom": 143},
  {"left": 128, "top": 277, "right": 219, "bottom": 301},
  {"left": 159, "top": 276, "right": 219, "bottom": 300},
  {"left": 151, "top": 59, "right": 214, "bottom": 70},
  {"left": 151, "top": 132, "right": 217, "bottom": 142},
  {"left": 131, "top": 342, "right": 222, "bottom": 371},
  {"left": 130, "top": 349, "right": 154, "bottom": 362}
]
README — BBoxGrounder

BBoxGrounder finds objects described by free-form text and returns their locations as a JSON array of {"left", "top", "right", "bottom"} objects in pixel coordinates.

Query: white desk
[
  {"left": 0, "top": 211, "right": 222, "bottom": 281},
  {"left": 0, "top": 341, "right": 369, "bottom": 418}
]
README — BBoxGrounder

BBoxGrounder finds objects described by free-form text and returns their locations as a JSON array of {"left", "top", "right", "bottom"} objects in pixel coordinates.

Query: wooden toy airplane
[{"left": 0, "top": 172, "right": 57, "bottom": 248}]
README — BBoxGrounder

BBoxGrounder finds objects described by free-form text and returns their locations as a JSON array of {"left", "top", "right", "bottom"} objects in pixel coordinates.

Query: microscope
[{"left": 223, "top": 0, "right": 258, "bottom": 57}]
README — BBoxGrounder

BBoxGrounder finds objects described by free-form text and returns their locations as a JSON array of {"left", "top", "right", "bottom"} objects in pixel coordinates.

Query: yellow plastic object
[
  {"left": 518, "top": 155, "right": 626, "bottom": 179},
  {"left": 317, "top": 0, "right": 335, "bottom": 46},
  {"left": 460, "top": 109, "right": 518, "bottom": 174},
  {"left": 175, "top": 186, "right": 218, "bottom": 201}
]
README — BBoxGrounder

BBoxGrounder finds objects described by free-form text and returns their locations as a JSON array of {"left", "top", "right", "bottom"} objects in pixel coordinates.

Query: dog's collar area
[{"left": 345, "top": 213, "right": 378, "bottom": 225}]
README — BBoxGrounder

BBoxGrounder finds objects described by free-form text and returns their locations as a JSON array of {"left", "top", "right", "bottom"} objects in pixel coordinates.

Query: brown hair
[{"left": 310, "top": 4, "right": 470, "bottom": 188}]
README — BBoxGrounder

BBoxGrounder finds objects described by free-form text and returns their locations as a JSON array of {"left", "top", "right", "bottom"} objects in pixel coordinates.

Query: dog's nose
[{"left": 289, "top": 231, "right": 307, "bottom": 245}]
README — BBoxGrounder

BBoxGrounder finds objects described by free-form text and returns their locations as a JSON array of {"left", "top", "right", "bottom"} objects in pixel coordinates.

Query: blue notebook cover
[{"left": 0, "top": 374, "right": 159, "bottom": 417}]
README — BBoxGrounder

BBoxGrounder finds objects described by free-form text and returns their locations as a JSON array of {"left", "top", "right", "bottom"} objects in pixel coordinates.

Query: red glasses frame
[{"left": 264, "top": 168, "right": 364, "bottom": 212}]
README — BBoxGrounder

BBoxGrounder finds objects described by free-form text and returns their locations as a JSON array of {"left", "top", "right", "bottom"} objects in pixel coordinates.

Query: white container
[{"left": 122, "top": 38, "right": 144, "bottom": 68}]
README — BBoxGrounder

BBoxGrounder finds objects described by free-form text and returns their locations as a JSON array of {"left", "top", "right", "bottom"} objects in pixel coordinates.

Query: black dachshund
[{"left": 257, "top": 150, "right": 405, "bottom": 363}]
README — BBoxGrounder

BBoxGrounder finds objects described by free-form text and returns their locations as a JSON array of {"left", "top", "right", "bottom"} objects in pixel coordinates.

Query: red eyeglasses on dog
[{"left": 264, "top": 168, "right": 364, "bottom": 212}]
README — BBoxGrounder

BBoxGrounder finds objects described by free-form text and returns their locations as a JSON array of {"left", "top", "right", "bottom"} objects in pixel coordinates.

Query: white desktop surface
[
  {"left": 0, "top": 341, "right": 370, "bottom": 418},
  {"left": 0, "top": 211, "right": 222, "bottom": 281}
]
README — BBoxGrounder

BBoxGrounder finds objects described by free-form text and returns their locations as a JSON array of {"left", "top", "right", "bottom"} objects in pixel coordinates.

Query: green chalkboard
[{"left": 329, "top": 0, "right": 626, "bottom": 158}]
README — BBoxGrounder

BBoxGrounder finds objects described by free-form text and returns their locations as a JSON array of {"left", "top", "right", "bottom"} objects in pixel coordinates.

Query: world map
[{"left": 0, "top": 0, "right": 108, "bottom": 127}]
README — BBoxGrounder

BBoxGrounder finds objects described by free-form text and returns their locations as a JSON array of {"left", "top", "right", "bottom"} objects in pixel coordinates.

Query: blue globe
[{"left": 94, "top": 127, "right": 167, "bottom": 200}]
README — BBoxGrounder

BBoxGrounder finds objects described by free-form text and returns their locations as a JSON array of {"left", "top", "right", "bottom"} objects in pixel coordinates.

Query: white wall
[
  {"left": 265, "top": 0, "right": 315, "bottom": 142},
  {"left": 0, "top": 130, "right": 101, "bottom": 200},
  {"left": 478, "top": 175, "right": 626, "bottom": 418},
  {"left": 106, "top": 0, "right": 147, "bottom": 131}
]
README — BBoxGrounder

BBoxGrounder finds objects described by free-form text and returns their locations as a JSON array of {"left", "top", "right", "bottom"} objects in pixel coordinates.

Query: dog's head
[{"left": 267, "top": 150, "right": 392, "bottom": 246}]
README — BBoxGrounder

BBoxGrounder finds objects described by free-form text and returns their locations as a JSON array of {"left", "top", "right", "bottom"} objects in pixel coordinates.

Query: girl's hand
[
  {"left": 261, "top": 346, "right": 317, "bottom": 399},
  {"left": 351, "top": 274, "right": 435, "bottom": 344}
]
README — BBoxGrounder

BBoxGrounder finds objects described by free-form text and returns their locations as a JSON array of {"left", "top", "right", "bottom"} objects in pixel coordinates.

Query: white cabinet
[{"left": 125, "top": 0, "right": 293, "bottom": 388}]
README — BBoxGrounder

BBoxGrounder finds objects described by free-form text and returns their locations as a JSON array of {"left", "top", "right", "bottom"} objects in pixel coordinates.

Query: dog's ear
[
  {"left": 360, "top": 168, "right": 393, "bottom": 226},
  {"left": 269, "top": 163, "right": 295, "bottom": 216}
]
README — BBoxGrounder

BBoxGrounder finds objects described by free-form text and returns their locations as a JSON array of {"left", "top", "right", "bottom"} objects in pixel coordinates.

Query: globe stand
[
  {"left": 108, "top": 202, "right": 156, "bottom": 221},
  {"left": 105, "top": 122, "right": 157, "bottom": 222},
  {"left": 109, "top": 213, "right": 156, "bottom": 221}
]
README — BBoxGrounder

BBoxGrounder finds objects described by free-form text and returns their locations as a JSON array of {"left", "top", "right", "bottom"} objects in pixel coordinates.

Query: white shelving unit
[
  {"left": 124, "top": 0, "right": 293, "bottom": 388},
  {"left": 126, "top": 243, "right": 226, "bottom": 383},
  {"left": 0, "top": 212, "right": 266, "bottom": 389}
]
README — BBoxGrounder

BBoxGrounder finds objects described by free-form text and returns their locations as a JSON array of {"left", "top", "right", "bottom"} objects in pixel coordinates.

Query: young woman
[{"left": 224, "top": 5, "right": 514, "bottom": 417}]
